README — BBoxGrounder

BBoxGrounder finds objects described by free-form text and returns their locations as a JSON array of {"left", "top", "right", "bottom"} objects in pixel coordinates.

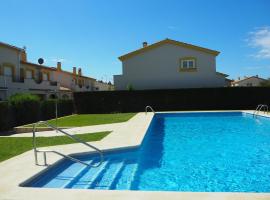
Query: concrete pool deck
[{"left": 1, "top": 111, "right": 270, "bottom": 200}]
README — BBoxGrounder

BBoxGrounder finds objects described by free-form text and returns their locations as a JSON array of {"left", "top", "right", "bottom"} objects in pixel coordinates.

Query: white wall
[
  {"left": 232, "top": 77, "right": 265, "bottom": 87},
  {"left": 114, "top": 43, "right": 226, "bottom": 90}
]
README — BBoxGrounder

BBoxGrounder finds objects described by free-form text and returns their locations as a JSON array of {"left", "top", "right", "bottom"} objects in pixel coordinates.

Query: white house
[
  {"left": 114, "top": 39, "right": 229, "bottom": 90},
  {"left": 231, "top": 76, "right": 266, "bottom": 87}
]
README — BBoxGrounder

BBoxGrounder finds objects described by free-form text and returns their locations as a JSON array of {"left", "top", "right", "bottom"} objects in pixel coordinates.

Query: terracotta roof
[
  {"left": 119, "top": 38, "right": 220, "bottom": 61},
  {"left": 21, "top": 61, "right": 56, "bottom": 71},
  {"left": 21, "top": 61, "right": 96, "bottom": 81},
  {"left": 0, "top": 41, "right": 25, "bottom": 52},
  {"left": 232, "top": 76, "right": 267, "bottom": 84}
]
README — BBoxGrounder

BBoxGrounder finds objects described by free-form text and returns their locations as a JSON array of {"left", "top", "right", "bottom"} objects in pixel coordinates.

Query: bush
[
  {"left": 40, "top": 99, "right": 74, "bottom": 120},
  {"left": 8, "top": 93, "right": 40, "bottom": 126},
  {"left": 40, "top": 100, "right": 56, "bottom": 120},
  {"left": 0, "top": 101, "right": 13, "bottom": 132}
]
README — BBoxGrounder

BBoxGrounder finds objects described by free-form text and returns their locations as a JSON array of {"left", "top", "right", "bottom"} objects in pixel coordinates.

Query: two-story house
[
  {"left": 114, "top": 39, "right": 229, "bottom": 90},
  {"left": 0, "top": 41, "right": 110, "bottom": 100}
]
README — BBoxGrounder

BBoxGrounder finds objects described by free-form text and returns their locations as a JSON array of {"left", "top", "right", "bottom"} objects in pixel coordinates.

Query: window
[
  {"left": 180, "top": 58, "right": 196, "bottom": 69},
  {"left": 3, "top": 66, "right": 12, "bottom": 76},
  {"left": 43, "top": 73, "right": 48, "bottom": 81},
  {"left": 26, "top": 70, "right": 33, "bottom": 79}
]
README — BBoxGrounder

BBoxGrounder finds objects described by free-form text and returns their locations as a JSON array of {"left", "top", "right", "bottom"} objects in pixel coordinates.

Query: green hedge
[
  {"left": 0, "top": 101, "right": 13, "bottom": 131},
  {"left": 0, "top": 94, "right": 74, "bottom": 132},
  {"left": 9, "top": 93, "right": 40, "bottom": 126}
]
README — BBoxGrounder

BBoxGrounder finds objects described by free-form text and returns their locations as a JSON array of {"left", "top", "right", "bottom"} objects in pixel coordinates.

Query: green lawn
[
  {"left": 0, "top": 131, "right": 110, "bottom": 162},
  {"left": 25, "top": 113, "right": 136, "bottom": 127}
]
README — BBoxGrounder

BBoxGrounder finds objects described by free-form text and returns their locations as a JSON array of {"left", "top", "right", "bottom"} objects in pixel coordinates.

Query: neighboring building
[
  {"left": 231, "top": 75, "right": 266, "bottom": 87},
  {"left": 93, "top": 81, "right": 114, "bottom": 91},
  {"left": 0, "top": 41, "right": 112, "bottom": 101},
  {"left": 114, "top": 39, "right": 229, "bottom": 90}
]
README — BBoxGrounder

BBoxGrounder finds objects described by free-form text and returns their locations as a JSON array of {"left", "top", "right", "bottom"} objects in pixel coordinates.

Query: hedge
[
  {"left": 73, "top": 87, "right": 270, "bottom": 114},
  {"left": 0, "top": 94, "right": 74, "bottom": 133}
]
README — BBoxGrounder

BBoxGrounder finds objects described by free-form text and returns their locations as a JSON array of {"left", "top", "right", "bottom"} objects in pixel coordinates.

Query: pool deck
[{"left": 1, "top": 110, "right": 270, "bottom": 200}]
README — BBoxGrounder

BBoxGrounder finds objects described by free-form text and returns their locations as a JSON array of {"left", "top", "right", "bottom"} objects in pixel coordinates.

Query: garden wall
[{"left": 74, "top": 87, "right": 270, "bottom": 113}]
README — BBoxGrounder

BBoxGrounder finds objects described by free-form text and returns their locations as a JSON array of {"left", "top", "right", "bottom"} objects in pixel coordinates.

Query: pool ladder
[
  {"left": 32, "top": 121, "right": 103, "bottom": 167},
  {"left": 145, "top": 106, "right": 155, "bottom": 114},
  {"left": 253, "top": 104, "right": 269, "bottom": 117}
]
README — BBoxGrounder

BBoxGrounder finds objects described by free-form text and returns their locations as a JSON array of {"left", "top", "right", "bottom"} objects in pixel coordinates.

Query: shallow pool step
[
  {"left": 114, "top": 162, "right": 138, "bottom": 190},
  {"left": 41, "top": 161, "right": 85, "bottom": 188},
  {"left": 91, "top": 160, "right": 125, "bottom": 190},
  {"left": 63, "top": 160, "right": 94, "bottom": 188},
  {"left": 69, "top": 160, "right": 109, "bottom": 189}
]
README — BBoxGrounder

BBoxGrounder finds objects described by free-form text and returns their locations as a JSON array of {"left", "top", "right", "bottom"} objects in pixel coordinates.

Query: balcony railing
[{"left": 0, "top": 75, "right": 59, "bottom": 91}]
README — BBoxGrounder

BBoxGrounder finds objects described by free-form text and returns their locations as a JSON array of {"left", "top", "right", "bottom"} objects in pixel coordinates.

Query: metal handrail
[
  {"left": 33, "top": 121, "right": 103, "bottom": 167},
  {"left": 253, "top": 104, "right": 269, "bottom": 117},
  {"left": 145, "top": 106, "right": 155, "bottom": 114}
]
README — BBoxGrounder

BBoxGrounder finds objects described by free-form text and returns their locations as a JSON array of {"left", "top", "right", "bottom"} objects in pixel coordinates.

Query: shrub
[
  {"left": 8, "top": 93, "right": 40, "bottom": 126},
  {"left": 40, "top": 99, "right": 74, "bottom": 120},
  {"left": 0, "top": 101, "right": 13, "bottom": 132}
]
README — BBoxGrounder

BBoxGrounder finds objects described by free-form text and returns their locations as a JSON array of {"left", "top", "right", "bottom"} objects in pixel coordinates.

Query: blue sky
[{"left": 0, "top": 0, "right": 269, "bottom": 82}]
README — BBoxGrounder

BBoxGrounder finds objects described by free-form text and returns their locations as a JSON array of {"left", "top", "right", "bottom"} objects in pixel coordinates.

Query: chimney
[
  {"left": 78, "top": 68, "right": 82, "bottom": 76},
  {"left": 57, "top": 62, "right": 62, "bottom": 71},
  {"left": 73, "top": 67, "right": 77, "bottom": 75},
  {"left": 143, "top": 41, "right": 148, "bottom": 48},
  {"left": 21, "top": 51, "right": 27, "bottom": 62},
  {"left": 238, "top": 77, "right": 241, "bottom": 80}
]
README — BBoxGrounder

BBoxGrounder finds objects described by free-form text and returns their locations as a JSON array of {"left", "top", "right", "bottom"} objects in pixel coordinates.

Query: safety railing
[
  {"left": 145, "top": 106, "right": 155, "bottom": 114},
  {"left": 33, "top": 121, "right": 103, "bottom": 167},
  {"left": 253, "top": 104, "right": 269, "bottom": 117}
]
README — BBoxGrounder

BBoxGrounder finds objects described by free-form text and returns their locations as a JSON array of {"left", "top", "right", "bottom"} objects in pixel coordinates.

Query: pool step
[
  {"left": 63, "top": 160, "right": 94, "bottom": 188},
  {"left": 69, "top": 160, "right": 109, "bottom": 189},
  {"left": 114, "top": 162, "right": 138, "bottom": 190},
  {"left": 91, "top": 160, "right": 125, "bottom": 190}
]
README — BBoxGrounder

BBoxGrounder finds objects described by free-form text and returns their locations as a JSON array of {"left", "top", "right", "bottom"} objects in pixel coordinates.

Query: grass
[
  {"left": 24, "top": 113, "right": 136, "bottom": 127},
  {"left": 0, "top": 131, "right": 110, "bottom": 162}
]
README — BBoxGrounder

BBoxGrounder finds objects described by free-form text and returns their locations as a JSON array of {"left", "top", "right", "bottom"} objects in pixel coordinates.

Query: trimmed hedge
[
  {"left": 73, "top": 87, "right": 270, "bottom": 114},
  {"left": 0, "top": 101, "right": 13, "bottom": 131},
  {"left": 9, "top": 93, "right": 40, "bottom": 125},
  {"left": 0, "top": 94, "right": 74, "bottom": 132}
]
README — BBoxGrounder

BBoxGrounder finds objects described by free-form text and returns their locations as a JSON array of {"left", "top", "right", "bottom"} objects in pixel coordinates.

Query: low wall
[{"left": 74, "top": 87, "right": 270, "bottom": 113}]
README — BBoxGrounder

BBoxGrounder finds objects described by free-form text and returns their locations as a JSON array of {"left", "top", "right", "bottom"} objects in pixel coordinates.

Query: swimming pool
[{"left": 22, "top": 112, "right": 270, "bottom": 192}]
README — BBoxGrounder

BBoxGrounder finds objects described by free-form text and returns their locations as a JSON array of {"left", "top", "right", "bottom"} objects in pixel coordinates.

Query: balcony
[{"left": 0, "top": 75, "right": 59, "bottom": 91}]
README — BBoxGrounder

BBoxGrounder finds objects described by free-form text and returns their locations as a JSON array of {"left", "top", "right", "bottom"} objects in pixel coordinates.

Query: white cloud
[{"left": 247, "top": 26, "right": 270, "bottom": 59}]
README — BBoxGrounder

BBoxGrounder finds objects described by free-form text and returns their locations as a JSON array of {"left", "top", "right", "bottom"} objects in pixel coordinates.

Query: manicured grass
[
  {"left": 25, "top": 113, "right": 136, "bottom": 127},
  {"left": 0, "top": 131, "right": 110, "bottom": 162}
]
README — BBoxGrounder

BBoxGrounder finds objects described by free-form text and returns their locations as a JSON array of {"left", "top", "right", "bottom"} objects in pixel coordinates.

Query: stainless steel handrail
[
  {"left": 145, "top": 106, "right": 155, "bottom": 114},
  {"left": 33, "top": 121, "right": 103, "bottom": 167},
  {"left": 253, "top": 104, "right": 269, "bottom": 117}
]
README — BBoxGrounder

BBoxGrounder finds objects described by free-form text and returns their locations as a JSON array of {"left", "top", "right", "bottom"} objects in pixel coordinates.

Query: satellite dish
[{"left": 38, "top": 58, "right": 44, "bottom": 65}]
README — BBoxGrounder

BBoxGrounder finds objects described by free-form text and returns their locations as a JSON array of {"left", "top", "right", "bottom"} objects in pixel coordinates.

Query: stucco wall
[
  {"left": 233, "top": 77, "right": 265, "bottom": 87},
  {"left": 114, "top": 43, "right": 226, "bottom": 90},
  {"left": 0, "top": 46, "right": 21, "bottom": 80}
]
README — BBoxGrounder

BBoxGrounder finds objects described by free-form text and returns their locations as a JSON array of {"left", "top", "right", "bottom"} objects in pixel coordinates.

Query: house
[
  {"left": 231, "top": 75, "right": 266, "bottom": 87},
  {"left": 0, "top": 41, "right": 112, "bottom": 101},
  {"left": 114, "top": 39, "right": 229, "bottom": 90}
]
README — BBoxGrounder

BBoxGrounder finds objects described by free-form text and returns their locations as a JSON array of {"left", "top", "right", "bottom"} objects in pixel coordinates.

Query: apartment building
[{"left": 0, "top": 41, "right": 112, "bottom": 100}]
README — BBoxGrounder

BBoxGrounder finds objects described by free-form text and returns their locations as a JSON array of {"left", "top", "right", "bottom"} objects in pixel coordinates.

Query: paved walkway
[{"left": 6, "top": 122, "right": 126, "bottom": 137}]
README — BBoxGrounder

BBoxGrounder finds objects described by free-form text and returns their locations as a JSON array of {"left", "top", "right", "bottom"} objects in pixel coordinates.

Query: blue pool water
[{"left": 23, "top": 112, "right": 270, "bottom": 192}]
